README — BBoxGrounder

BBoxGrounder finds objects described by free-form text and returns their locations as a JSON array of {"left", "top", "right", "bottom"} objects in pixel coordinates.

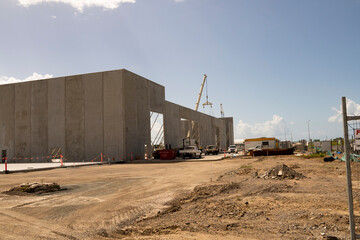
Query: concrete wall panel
[
  {"left": 148, "top": 81, "right": 164, "bottom": 114},
  {"left": 215, "top": 118, "right": 227, "bottom": 150},
  {"left": 124, "top": 71, "right": 137, "bottom": 158},
  {"left": 164, "top": 101, "right": 181, "bottom": 148},
  {"left": 103, "top": 71, "right": 124, "bottom": 160},
  {"left": 124, "top": 70, "right": 150, "bottom": 158},
  {"left": 199, "top": 113, "right": 213, "bottom": 147},
  {"left": 65, "top": 76, "right": 85, "bottom": 161},
  {"left": 1, "top": 69, "right": 234, "bottom": 162},
  {"left": 15, "top": 82, "right": 31, "bottom": 160},
  {"left": 136, "top": 75, "right": 150, "bottom": 158},
  {"left": 31, "top": 80, "right": 48, "bottom": 158},
  {"left": 48, "top": 77, "right": 65, "bottom": 158},
  {"left": 0, "top": 84, "right": 15, "bottom": 160},
  {"left": 84, "top": 73, "right": 103, "bottom": 161},
  {"left": 179, "top": 107, "right": 192, "bottom": 120}
]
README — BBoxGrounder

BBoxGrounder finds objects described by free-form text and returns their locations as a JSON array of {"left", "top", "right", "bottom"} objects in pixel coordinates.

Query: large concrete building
[{"left": 0, "top": 69, "right": 234, "bottom": 162}]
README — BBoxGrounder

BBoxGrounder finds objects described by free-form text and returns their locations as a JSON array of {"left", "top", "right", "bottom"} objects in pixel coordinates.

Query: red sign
[{"left": 355, "top": 129, "right": 360, "bottom": 139}]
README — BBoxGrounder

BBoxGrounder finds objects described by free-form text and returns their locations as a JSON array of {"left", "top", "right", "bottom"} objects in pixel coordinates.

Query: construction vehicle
[
  {"left": 186, "top": 74, "right": 213, "bottom": 145},
  {"left": 195, "top": 74, "right": 209, "bottom": 111},
  {"left": 220, "top": 104, "right": 225, "bottom": 118}
]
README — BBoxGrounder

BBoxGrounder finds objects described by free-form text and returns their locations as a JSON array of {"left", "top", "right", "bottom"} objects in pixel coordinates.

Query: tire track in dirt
[{"left": 0, "top": 209, "right": 82, "bottom": 239}]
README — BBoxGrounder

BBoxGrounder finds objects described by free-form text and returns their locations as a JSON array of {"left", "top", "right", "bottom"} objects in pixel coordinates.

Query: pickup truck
[
  {"left": 228, "top": 145, "right": 238, "bottom": 153},
  {"left": 204, "top": 145, "right": 219, "bottom": 155},
  {"left": 179, "top": 146, "right": 202, "bottom": 159}
]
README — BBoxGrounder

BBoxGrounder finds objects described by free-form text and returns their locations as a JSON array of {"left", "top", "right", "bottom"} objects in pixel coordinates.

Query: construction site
[
  {"left": 0, "top": 69, "right": 233, "bottom": 163},
  {"left": 0, "top": 70, "right": 359, "bottom": 240}
]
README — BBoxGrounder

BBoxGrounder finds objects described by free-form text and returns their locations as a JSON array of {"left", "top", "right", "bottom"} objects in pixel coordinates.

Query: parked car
[
  {"left": 228, "top": 145, "right": 238, "bottom": 153},
  {"left": 179, "top": 146, "right": 202, "bottom": 159},
  {"left": 204, "top": 145, "right": 219, "bottom": 155}
]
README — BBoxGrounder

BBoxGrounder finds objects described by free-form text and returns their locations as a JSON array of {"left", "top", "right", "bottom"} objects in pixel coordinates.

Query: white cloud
[
  {"left": 51, "top": 15, "right": 57, "bottom": 19},
  {"left": 0, "top": 73, "right": 53, "bottom": 85},
  {"left": 328, "top": 99, "right": 360, "bottom": 123},
  {"left": 236, "top": 114, "right": 287, "bottom": 139},
  {"left": 17, "top": 0, "right": 135, "bottom": 12}
]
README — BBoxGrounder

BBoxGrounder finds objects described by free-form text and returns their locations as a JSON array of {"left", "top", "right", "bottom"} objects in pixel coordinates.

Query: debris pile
[
  {"left": 262, "top": 164, "right": 305, "bottom": 180},
  {"left": 5, "top": 182, "right": 61, "bottom": 195}
]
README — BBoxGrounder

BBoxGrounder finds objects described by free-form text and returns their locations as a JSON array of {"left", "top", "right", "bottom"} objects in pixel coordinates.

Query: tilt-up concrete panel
[
  {"left": 31, "top": 80, "right": 48, "bottom": 158},
  {"left": 179, "top": 107, "right": 192, "bottom": 121},
  {"left": 148, "top": 81, "right": 165, "bottom": 114},
  {"left": 224, "top": 117, "right": 234, "bottom": 146},
  {"left": 164, "top": 101, "right": 181, "bottom": 149},
  {"left": 84, "top": 73, "right": 103, "bottom": 161},
  {"left": 136, "top": 75, "right": 151, "bottom": 158},
  {"left": 48, "top": 77, "right": 66, "bottom": 158},
  {"left": 214, "top": 118, "right": 227, "bottom": 150},
  {"left": 103, "top": 71, "right": 124, "bottom": 160},
  {"left": 15, "top": 82, "right": 31, "bottom": 160},
  {"left": 199, "top": 113, "right": 214, "bottom": 147},
  {"left": 123, "top": 70, "right": 152, "bottom": 158},
  {"left": 65, "top": 75, "right": 85, "bottom": 161},
  {"left": 0, "top": 84, "right": 15, "bottom": 160}
]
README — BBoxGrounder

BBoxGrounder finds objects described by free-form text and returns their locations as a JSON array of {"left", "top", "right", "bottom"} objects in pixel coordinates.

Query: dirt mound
[
  {"left": 244, "top": 184, "right": 293, "bottom": 196},
  {"left": 217, "top": 167, "right": 252, "bottom": 180},
  {"left": 5, "top": 182, "right": 61, "bottom": 195},
  {"left": 186, "top": 182, "right": 240, "bottom": 202},
  {"left": 262, "top": 164, "right": 305, "bottom": 180}
]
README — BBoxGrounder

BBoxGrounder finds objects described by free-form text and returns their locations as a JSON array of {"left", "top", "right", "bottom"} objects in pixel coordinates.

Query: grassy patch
[
  {"left": 240, "top": 165, "right": 253, "bottom": 169},
  {"left": 302, "top": 153, "right": 326, "bottom": 159}
]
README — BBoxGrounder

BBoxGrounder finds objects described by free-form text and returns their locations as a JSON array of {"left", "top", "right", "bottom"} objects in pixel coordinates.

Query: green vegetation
[
  {"left": 240, "top": 165, "right": 253, "bottom": 169},
  {"left": 302, "top": 153, "right": 326, "bottom": 159}
]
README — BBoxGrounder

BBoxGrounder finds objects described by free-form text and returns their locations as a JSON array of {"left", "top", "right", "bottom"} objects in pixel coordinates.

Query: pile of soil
[
  {"left": 185, "top": 182, "right": 241, "bottom": 201},
  {"left": 217, "top": 167, "right": 253, "bottom": 180},
  {"left": 117, "top": 183, "right": 246, "bottom": 237},
  {"left": 5, "top": 182, "right": 61, "bottom": 195},
  {"left": 262, "top": 164, "right": 305, "bottom": 180}
]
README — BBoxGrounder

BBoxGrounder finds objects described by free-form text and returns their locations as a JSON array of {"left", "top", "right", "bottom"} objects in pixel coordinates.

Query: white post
[{"left": 342, "top": 96, "right": 356, "bottom": 240}]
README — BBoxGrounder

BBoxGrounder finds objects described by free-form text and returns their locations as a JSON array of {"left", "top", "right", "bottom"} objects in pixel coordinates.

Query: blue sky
[{"left": 1, "top": 0, "right": 360, "bottom": 141}]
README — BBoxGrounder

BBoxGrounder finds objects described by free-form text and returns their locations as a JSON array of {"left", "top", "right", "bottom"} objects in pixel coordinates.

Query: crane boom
[{"left": 195, "top": 74, "right": 207, "bottom": 111}]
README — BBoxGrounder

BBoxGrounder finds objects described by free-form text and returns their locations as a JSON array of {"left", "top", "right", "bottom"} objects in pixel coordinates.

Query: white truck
[{"left": 179, "top": 146, "right": 202, "bottom": 159}]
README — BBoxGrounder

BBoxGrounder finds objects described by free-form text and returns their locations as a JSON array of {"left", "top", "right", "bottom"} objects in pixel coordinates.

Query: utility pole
[
  {"left": 342, "top": 96, "right": 358, "bottom": 240},
  {"left": 307, "top": 120, "right": 311, "bottom": 142}
]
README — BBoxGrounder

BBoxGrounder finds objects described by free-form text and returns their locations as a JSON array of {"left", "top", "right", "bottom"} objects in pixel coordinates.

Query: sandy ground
[{"left": 0, "top": 155, "right": 358, "bottom": 239}]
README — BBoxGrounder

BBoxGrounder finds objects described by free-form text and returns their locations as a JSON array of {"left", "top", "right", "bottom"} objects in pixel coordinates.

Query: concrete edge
[{"left": 0, "top": 162, "right": 106, "bottom": 174}]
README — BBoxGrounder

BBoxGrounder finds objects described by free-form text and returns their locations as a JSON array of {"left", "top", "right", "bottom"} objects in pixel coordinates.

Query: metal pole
[
  {"left": 342, "top": 96, "right": 356, "bottom": 240},
  {"left": 307, "top": 120, "right": 311, "bottom": 142}
]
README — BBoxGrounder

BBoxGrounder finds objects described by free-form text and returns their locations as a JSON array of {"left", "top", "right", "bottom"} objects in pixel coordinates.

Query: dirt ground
[{"left": 0, "top": 155, "right": 359, "bottom": 239}]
